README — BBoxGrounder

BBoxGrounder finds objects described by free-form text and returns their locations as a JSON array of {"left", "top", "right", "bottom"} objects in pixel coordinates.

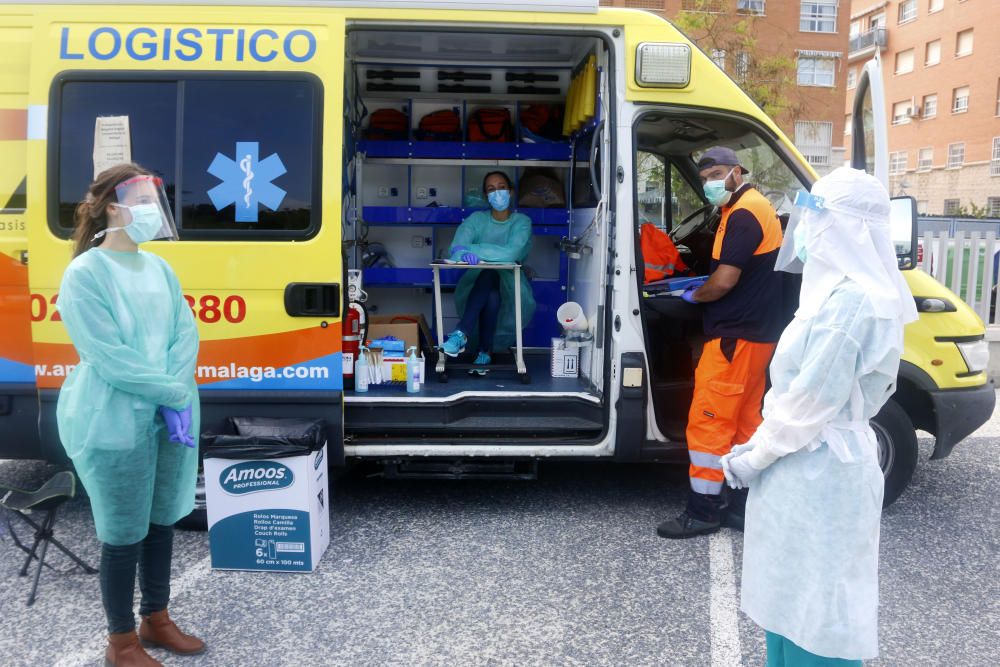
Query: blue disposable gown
[
  {"left": 56, "top": 248, "right": 200, "bottom": 546},
  {"left": 740, "top": 280, "right": 901, "bottom": 660},
  {"left": 450, "top": 210, "right": 536, "bottom": 353}
]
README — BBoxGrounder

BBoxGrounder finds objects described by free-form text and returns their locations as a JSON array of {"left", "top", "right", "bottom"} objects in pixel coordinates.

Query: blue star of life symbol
[{"left": 207, "top": 141, "right": 287, "bottom": 222}]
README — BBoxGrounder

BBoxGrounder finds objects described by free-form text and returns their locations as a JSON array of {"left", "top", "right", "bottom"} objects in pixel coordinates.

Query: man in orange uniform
[{"left": 658, "top": 147, "right": 785, "bottom": 539}]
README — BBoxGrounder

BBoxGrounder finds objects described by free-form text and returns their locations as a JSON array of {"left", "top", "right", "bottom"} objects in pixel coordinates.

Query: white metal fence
[{"left": 917, "top": 218, "right": 1000, "bottom": 327}]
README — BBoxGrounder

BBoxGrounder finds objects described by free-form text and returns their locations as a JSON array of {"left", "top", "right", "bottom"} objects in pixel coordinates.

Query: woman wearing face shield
[
  {"left": 56, "top": 163, "right": 204, "bottom": 666},
  {"left": 440, "top": 171, "right": 536, "bottom": 375},
  {"left": 720, "top": 167, "right": 918, "bottom": 665}
]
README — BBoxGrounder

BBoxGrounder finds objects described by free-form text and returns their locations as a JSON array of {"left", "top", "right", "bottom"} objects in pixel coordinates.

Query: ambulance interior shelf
[
  {"left": 346, "top": 41, "right": 603, "bottom": 351},
  {"left": 352, "top": 131, "right": 599, "bottom": 347}
]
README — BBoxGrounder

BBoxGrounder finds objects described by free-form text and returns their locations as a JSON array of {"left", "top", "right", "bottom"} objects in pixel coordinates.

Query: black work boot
[
  {"left": 656, "top": 511, "right": 721, "bottom": 539},
  {"left": 657, "top": 491, "right": 723, "bottom": 539}
]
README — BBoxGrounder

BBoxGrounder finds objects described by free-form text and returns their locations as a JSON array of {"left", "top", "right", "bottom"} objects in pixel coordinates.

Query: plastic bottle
[
  {"left": 355, "top": 346, "right": 370, "bottom": 393},
  {"left": 406, "top": 346, "right": 422, "bottom": 393}
]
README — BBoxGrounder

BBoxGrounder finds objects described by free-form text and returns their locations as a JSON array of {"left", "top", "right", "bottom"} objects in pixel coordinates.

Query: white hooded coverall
[{"left": 735, "top": 167, "right": 919, "bottom": 660}]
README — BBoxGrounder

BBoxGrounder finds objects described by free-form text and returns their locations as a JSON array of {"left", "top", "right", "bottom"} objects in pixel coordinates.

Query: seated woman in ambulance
[{"left": 440, "top": 171, "right": 536, "bottom": 375}]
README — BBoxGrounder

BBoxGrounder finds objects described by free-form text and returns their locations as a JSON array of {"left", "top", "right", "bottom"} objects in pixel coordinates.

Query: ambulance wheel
[{"left": 871, "top": 399, "right": 918, "bottom": 508}]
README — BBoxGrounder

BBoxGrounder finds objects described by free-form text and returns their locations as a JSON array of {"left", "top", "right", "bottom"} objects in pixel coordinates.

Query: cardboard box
[
  {"left": 381, "top": 354, "right": 425, "bottom": 385},
  {"left": 204, "top": 445, "right": 329, "bottom": 572},
  {"left": 551, "top": 337, "right": 579, "bottom": 378},
  {"left": 366, "top": 314, "right": 433, "bottom": 354}
]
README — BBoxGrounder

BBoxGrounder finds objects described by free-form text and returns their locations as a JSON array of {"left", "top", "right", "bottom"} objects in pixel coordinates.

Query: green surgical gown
[
  {"left": 56, "top": 248, "right": 200, "bottom": 546},
  {"left": 450, "top": 210, "right": 536, "bottom": 352}
]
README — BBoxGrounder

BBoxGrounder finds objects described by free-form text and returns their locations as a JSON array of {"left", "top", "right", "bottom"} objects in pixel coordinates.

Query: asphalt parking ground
[{"left": 1, "top": 411, "right": 998, "bottom": 666}]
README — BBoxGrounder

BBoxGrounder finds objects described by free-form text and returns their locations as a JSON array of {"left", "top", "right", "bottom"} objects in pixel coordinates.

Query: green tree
[
  {"left": 954, "top": 202, "right": 988, "bottom": 219},
  {"left": 671, "top": 0, "right": 812, "bottom": 126}
]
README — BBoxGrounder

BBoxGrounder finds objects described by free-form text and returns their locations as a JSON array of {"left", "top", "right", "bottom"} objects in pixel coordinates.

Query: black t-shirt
[{"left": 703, "top": 185, "right": 785, "bottom": 343}]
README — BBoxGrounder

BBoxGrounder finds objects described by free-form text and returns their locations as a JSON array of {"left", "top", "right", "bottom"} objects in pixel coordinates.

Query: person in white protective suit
[{"left": 721, "top": 167, "right": 918, "bottom": 665}]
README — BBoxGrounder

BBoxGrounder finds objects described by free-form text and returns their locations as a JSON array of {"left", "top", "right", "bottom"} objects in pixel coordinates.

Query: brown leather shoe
[
  {"left": 105, "top": 631, "right": 162, "bottom": 667},
  {"left": 139, "top": 609, "right": 206, "bottom": 655}
]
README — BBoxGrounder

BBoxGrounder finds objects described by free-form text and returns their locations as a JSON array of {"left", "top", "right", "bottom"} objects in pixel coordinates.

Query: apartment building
[
  {"left": 846, "top": 0, "right": 1000, "bottom": 216},
  {"left": 602, "top": 0, "right": 850, "bottom": 174}
]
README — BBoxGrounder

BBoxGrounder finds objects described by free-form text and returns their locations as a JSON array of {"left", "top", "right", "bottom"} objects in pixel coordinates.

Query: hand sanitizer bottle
[
  {"left": 406, "top": 346, "right": 422, "bottom": 393},
  {"left": 356, "top": 347, "right": 369, "bottom": 393}
]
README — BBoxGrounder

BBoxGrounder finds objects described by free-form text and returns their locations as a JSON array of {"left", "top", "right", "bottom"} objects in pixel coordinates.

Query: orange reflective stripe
[{"left": 690, "top": 465, "right": 726, "bottom": 483}]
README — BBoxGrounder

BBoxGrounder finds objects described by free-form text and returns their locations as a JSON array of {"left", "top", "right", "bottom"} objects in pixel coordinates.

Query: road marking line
[
  {"left": 54, "top": 552, "right": 212, "bottom": 667},
  {"left": 709, "top": 530, "right": 743, "bottom": 667}
]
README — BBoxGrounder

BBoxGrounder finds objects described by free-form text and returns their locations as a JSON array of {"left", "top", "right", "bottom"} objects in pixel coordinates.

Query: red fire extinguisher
[{"left": 343, "top": 301, "right": 368, "bottom": 388}]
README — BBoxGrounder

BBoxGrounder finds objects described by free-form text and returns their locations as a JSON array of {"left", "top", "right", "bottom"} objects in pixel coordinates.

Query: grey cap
[{"left": 696, "top": 146, "right": 749, "bottom": 174}]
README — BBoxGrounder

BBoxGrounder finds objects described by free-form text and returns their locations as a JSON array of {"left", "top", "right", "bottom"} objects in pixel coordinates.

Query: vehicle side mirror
[{"left": 890, "top": 196, "right": 918, "bottom": 270}]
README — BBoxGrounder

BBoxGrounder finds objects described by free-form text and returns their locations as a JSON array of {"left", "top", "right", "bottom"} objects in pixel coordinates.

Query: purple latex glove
[
  {"left": 159, "top": 405, "right": 195, "bottom": 448},
  {"left": 159, "top": 406, "right": 184, "bottom": 443},
  {"left": 178, "top": 404, "right": 195, "bottom": 448},
  {"left": 450, "top": 245, "right": 469, "bottom": 256},
  {"left": 461, "top": 252, "right": 480, "bottom": 265},
  {"left": 680, "top": 286, "right": 700, "bottom": 304}
]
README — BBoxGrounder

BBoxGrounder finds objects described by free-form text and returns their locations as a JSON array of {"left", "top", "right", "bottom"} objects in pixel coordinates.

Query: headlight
[
  {"left": 956, "top": 340, "right": 990, "bottom": 374},
  {"left": 914, "top": 297, "right": 957, "bottom": 313}
]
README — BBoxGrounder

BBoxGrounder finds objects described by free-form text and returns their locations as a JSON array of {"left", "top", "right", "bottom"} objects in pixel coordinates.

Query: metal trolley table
[{"left": 430, "top": 261, "right": 529, "bottom": 383}]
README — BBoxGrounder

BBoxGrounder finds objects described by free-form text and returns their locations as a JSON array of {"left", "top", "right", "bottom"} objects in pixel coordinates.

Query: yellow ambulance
[{"left": 0, "top": 1, "right": 992, "bottom": 506}]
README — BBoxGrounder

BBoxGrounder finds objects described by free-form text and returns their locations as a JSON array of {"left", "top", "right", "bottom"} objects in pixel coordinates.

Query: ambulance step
[
  {"left": 382, "top": 458, "right": 538, "bottom": 480},
  {"left": 344, "top": 395, "right": 603, "bottom": 438}
]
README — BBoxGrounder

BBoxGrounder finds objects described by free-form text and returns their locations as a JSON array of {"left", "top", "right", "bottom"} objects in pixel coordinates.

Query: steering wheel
[{"left": 669, "top": 204, "right": 719, "bottom": 245}]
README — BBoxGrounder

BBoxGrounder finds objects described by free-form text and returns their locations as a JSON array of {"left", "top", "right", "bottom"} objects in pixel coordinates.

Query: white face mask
[
  {"left": 703, "top": 167, "right": 736, "bottom": 206},
  {"left": 92, "top": 203, "right": 164, "bottom": 244}
]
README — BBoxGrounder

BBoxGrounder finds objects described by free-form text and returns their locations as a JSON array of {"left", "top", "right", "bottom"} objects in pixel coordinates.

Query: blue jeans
[
  {"left": 458, "top": 270, "right": 501, "bottom": 353},
  {"left": 765, "top": 632, "right": 863, "bottom": 667}
]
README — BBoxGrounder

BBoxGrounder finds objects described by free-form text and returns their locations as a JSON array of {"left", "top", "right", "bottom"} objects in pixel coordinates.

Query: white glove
[{"left": 721, "top": 443, "right": 766, "bottom": 489}]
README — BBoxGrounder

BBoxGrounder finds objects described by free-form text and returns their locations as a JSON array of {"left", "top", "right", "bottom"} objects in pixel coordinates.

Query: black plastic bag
[{"left": 203, "top": 417, "right": 326, "bottom": 460}]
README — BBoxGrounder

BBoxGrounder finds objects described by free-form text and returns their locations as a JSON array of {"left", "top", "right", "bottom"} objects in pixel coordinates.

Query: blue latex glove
[
  {"left": 721, "top": 445, "right": 765, "bottom": 489},
  {"left": 461, "top": 252, "right": 480, "bottom": 265},
  {"left": 159, "top": 405, "right": 195, "bottom": 448},
  {"left": 451, "top": 245, "right": 469, "bottom": 256},
  {"left": 680, "top": 286, "right": 700, "bottom": 304}
]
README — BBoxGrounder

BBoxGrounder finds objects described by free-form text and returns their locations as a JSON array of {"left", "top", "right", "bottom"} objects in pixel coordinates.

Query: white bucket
[{"left": 556, "top": 302, "right": 588, "bottom": 332}]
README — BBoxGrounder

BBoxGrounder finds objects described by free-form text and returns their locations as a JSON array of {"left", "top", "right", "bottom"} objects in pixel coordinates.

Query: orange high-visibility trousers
[{"left": 686, "top": 337, "right": 776, "bottom": 495}]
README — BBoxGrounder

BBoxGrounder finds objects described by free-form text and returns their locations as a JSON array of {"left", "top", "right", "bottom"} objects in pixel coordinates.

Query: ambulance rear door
[{"left": 27, "top": 9, "right": 347, "bottom": 462}]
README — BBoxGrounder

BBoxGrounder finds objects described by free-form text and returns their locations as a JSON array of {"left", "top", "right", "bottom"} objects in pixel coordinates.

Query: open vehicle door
[
  {"left": 851, "top": 52, "right": 916, "bottom": 270},
  {"left": 851, "top": 52, "right": 889, "bottom": 188}
]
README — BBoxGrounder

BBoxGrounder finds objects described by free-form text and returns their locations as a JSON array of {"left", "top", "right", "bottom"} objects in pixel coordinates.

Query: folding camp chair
[{"left": 1, "top": 470, "right": 97, "bottom": 605}]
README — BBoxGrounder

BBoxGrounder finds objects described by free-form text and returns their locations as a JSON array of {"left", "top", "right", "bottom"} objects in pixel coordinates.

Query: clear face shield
[
  {"left": 774, "top": 190, "right": 824, "bottom": 274},
  {"left": 93, "top": 175, "right": 178, "bottom": 245}
]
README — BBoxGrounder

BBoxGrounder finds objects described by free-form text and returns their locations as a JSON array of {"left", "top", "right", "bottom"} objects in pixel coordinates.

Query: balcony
[{"left": 848, "top": 29, "right": 888, "bottom": 61}]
